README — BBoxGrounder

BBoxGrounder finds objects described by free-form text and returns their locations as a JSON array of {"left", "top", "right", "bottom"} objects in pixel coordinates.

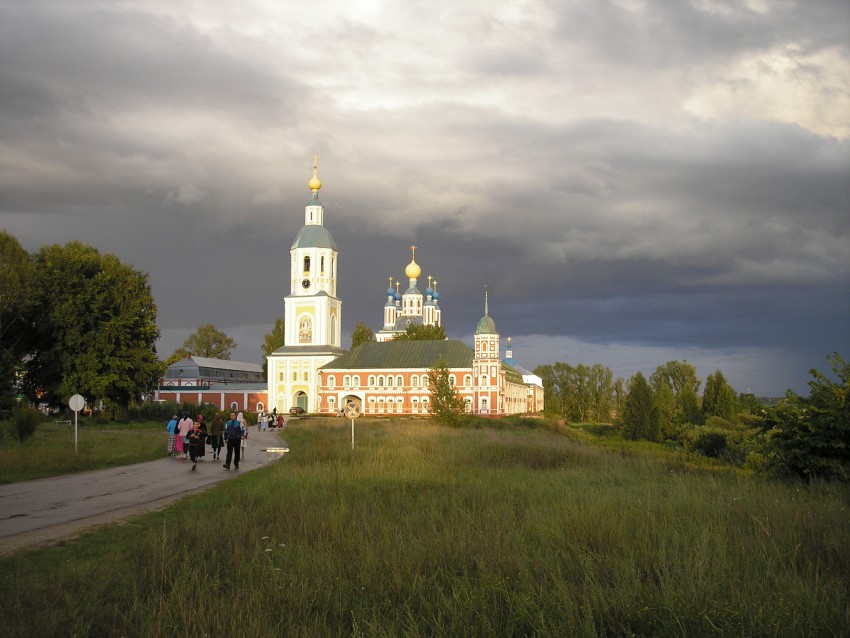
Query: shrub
[{"left": 5, "top": 407, "right": 42, "bottom": 443}]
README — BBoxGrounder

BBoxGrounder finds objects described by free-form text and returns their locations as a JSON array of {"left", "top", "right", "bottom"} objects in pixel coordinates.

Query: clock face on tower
[{"left": 302, "top": 278, "right": 311, "bottom": 289}]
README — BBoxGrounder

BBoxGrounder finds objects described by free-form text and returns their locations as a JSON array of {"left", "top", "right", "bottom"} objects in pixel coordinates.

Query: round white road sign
[{"left": 69, "top": 394, "right": 85, "bottom": 412}]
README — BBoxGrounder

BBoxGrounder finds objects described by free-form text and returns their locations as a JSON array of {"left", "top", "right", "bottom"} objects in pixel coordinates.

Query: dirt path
[{"left": 0, "top": 428, "right": 289, "bottom": 555}]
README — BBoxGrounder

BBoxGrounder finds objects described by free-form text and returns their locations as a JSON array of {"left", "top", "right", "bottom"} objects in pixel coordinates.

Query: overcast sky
[{"left": 2, "top": 0, "right": 848, "bottom": 396}]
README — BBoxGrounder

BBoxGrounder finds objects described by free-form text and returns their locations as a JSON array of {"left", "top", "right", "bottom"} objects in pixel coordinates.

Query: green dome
[
  {"left": 291, "top": 225, "right": 337, "bottom": 250},
  {"left": 475, "top": 315, "right": 497, "bottom": 334}
]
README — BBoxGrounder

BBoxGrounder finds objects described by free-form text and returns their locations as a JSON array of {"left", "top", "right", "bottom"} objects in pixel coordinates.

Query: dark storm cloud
[{"left": 1, "top": 0, "right": 847, "bottom": 395}]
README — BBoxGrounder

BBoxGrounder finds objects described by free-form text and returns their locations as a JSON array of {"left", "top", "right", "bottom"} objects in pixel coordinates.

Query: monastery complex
[{"left": 157, "top": 160, "right": 543, "bottom": 416}]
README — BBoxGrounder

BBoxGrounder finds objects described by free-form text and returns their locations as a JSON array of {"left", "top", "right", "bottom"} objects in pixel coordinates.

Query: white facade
[{"left": 267, "top": 158, "right": 346, "bottom": 413}]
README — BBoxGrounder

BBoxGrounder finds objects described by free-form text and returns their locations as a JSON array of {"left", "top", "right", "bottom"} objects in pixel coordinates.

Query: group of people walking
[
  {"left": 256, "top": 411, "right": 285, "bottom": 431},
  {"left": 166, "top": 411, "right": 251, "bottom": 471}
]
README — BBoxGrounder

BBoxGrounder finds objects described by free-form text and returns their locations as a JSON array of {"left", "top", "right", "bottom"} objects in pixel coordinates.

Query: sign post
[
  {"left": 68, "top": 394, "right": 85, "bottom": 452},
  {"left": 344, "top": 401, "right": 361, "bottom": 449}
]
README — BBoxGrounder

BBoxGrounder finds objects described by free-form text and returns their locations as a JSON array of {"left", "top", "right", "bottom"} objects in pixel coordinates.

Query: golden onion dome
[
  {"left": 308, "top": 154, "right": 322, "bottom": 192},
  {"left": 404, "top": 244, "right": 421, "bottom": 279},
  {"left": 405, "top": 259, "right": 421, "bottom": 279}
]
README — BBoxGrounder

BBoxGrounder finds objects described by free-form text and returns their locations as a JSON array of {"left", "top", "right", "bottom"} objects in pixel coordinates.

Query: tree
[
  {"left": 544, "top": 361, "right": 614, "bottom": 422},
  {"left": 0, "top": 231, "right": 35, "bottom": 409},
  {"left": 767, "top": 353, "right": 850, "bottom": 480},
  {"left": 703, "top": 370, "right": 737, "bottom": 419},
  {"left": 24, "top": 241, "right": 160, "bottom": 412},
  {"left": 181, "top": 324, "right": 236, "bottom": 359},
  {"left": 622, "top": 372, "right": 661, "bottom": 441},
  {"left": 650, "top": 360, "right": 701, "bottom": 417},
  {"left": 393, "top": 323, "right": 447, "bottom": 341},
  {"left": 678, "top": 383, "right": 704, "bottom": 425},
  {"left": 351, "top": 321, "right": 373, "bottom": 349},
  {"left": 534, "top": 364, "right": 560, "bottom": 414},
  {"left": 261, "top": 317, "right": 286, "bottom": 373},
  {"left": 427, "top": 355, "right": 467, "bottom": 426}
]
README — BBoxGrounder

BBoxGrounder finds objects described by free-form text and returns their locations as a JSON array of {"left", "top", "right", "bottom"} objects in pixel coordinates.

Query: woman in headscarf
[
  {"left": 237, "top": 411, "right": 248, "bottom": 459},
  {"left": 187, "top": 420, "right": 204, "bottom": 471},
  {"left": 209, "top": 413, "right": 224, "bottom": 460}
]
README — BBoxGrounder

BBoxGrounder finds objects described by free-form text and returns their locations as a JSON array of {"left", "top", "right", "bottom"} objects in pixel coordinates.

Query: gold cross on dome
[
  {"left": 427, "top": 275, "right": 432, "bottom": 287},
  {"left": 410, "top": 244, "right": 416, "bottom": 259},
  {"left": 395, "top": 281, "right": 400, "bottom": 293},
  {"left": 312, "top": 153, "right": 319, "bottom": 171},
  {"left": 388, "top": 276, "right": 393, "bottom": 286}
]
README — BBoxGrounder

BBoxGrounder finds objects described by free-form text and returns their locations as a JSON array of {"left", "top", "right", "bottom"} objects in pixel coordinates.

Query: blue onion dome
[
  {"left": 394, "top": 291, "right": 402, "bottom": 301},
  {"left": 425, "top": 286, "right": 434, "bottom": 296},
  {"left": 387, "top": 287, "right": 394, "bottom": 296},
  {"left": 432, "top": 290, "right": 439, "bottom": 300}
]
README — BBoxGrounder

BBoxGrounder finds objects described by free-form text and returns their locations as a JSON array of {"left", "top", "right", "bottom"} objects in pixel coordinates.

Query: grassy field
[
  {"left": 0, "top": 419, "right": 166, "bottom": 484},
  {"left": 1, "top": 417, "right": 848, "bottom": 636}
]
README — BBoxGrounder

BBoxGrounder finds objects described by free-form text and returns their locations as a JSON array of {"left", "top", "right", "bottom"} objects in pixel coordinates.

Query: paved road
[{"left": 0, "top": 427, "right": 290, "bottom": 555}]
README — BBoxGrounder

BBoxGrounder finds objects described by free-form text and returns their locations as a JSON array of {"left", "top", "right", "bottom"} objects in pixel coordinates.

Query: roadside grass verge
[
  {"left": 0, "top": 420, "right": 165, "bottom": 484},
  {"left": 1, "top": 417, "right": 848, "bottom": 636}
]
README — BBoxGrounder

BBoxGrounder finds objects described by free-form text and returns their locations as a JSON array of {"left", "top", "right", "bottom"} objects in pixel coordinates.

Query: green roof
[
  {"left": 476, "top": 315, "right": 497, "bottom": 334},
  {"left": 291, "top": 225, "right": 337, "bottom": 250},
  {"left": 322, "top": 340, "right": 474, "bottom": 370}
]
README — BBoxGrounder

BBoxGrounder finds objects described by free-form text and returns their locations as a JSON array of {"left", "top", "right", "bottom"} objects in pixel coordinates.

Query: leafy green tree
[
  {"left": 613, "top": 376, "right": 625, "bottom": 418},
  {"left": 678, "top": 383, "right": 704, "bottom": 425},
  {"left": 24, "top": 241, "right": 160, "bottom": 412},
  {"left": 703, "top": 370, "right": 737, "bottom": 419},
  {"left": 766, "top": 353, "right": 849, "bottom": 480},
  {"left": 427, "top": 355, "right": 467, "bottom": 426},
  {"left": 654, "top": 382, "right": 676, "bottom": 437},
  {"left": 181, "top": 324, "right": 236, "bottom": 359},
  {"left": 351, "top": 321, "right": 374, "bottom": 349},
  {"left": 545, "top": 362, "right": 614, "bottom": 422},
  {"left": 650, "top": 360, "right": 701, "bottom": 417},
  {"left": 393, "top": 323, "right": 447, "bottom": 341},
  {"left": 533, "top": 364, "right": 560, "bottom": 414},
  {"left": 0, "top": 231, "right": 35, "bottom": 409},
  {"left": 623, "top": 371, "right": 660, "bottom": 441},
  {"left": 261, "top": 317, "right": 286, "bottom": 373}
]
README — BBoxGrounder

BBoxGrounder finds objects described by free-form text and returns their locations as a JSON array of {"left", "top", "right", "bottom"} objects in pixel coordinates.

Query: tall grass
[
  {"left": 0, "top": 420, "right": 166, "bottom": 483},
  {"left": 2, "top": 418, "right": 848, "bottom": 636}
]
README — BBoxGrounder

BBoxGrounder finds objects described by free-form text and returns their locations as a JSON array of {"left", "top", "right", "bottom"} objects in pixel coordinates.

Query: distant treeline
[{"left": 534, "top": 354, "right": 849, "bottom": 481}]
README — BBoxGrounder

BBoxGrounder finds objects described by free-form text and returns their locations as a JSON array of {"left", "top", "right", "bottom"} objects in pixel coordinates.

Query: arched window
[
  {"left": 344, "top": 375, "right": 351, "bottom": 387},
  {"left": 279, "top": 372, "right": 284, "bottom": 381},
  {"left": 449, "top": 374, "right": 456, "bottom": 386},
  {"left": 369, "top": 375, "right": 376, "bottom": 386},
  {"left": 378, "top": 375, "right": 385, "bottom": 387},
  {"left": 464, "top": 374, "right": 472, "bottom": 386},
  {"left": 353, "top": 375, "right": 360, "bottom": 386},
  {"left": 303, "top": 372, "right": 308, "bottom": 381},
  {"left": 328, "top": 375, "right": 336, "bottom": 388},
  {"left": 396, "top": 375, "right": 403, "bottom": 386},
  {"left": 292, "top": 372, "right": 297, "bottom": 381},
  {"left": 320, "top": 256, "right": 325, "bottom": 275},
  {"left": 421, "top": 374, "right": 429, "bottom": 386},
  {"left": 303, "top": 256, "right": 311, "bottom": 275},
  {"left": 412, "top": 375, "right": 419, "bottom": 387},
  {"left": 387, "top": 376, "right": 393, "bottom": 387},
  {"left": 481, "top": 375, "right": 489, "bottom": 386},
  {"left": 230, "top": 402, "right": 238, "bottom": 410},
  {"left": 257, "top": 402, "right": 265, "bottom": 412}
]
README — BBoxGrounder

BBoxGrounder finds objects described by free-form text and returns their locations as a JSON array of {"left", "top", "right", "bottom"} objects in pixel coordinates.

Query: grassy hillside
[{"left": 2, "top": 417, "right": 848, "bottom": 636}]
